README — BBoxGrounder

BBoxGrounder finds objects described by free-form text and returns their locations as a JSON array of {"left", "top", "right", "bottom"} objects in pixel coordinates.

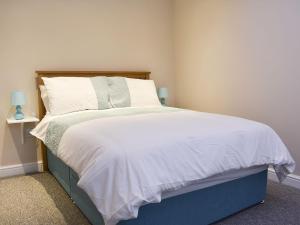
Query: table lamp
[
  {"left": 11, "top": 91, "right": 25, "bottom": 120},
  {"left": 158, "top": 87, "right": 168, "bottom": 106}
]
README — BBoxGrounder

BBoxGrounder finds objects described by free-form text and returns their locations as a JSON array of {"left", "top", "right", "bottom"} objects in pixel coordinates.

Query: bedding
[
  {"left": 125, "top": 78, "right": 161, "bottom": 107},
  {"left": 42, "top": 77, "right": 161, "bottom": 115},
  {"left": 31, "top": 106, "right": 295, "bottom": 225},
  {"left": 39, "top": 85, "right": 50, "bottom": 113},
  {"left": 107, "top": 77, "right": 131, "bottom": 108},
  {"left": 90, "top": 77, "right": 111, "bottom": 109},
  {"left": 43, "top": 77, "right": 98, "bottom": 115}
]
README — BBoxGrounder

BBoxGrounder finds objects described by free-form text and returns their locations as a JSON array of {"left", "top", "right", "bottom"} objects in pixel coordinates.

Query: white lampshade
[
  {"left": 158, "top": 87, "right": 168, "bottom": 98},
  {"left": 11, "top": 91, "right": 26, "bottom": 106}
]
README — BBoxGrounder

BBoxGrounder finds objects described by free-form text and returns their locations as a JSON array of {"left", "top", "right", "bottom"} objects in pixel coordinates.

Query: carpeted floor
[{"left": 0, "top": 173, "right": 300, "bottom": 225}]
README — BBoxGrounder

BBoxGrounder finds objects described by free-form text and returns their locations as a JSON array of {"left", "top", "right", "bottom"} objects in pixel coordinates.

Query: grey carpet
[
  {"left": 0, "top": 173, "right": 89, "bottom": 225},
  {"left": 213, "top": 180, "right": 300, "bottom": 225},
  {"left": 0, "top": 173, "right": 300, "bottom": 225}
]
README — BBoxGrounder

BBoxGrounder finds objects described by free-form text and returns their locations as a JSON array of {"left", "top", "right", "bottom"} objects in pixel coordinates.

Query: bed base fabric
[{"left": 47, "top": 149, "right": 267, "bottom": 225}]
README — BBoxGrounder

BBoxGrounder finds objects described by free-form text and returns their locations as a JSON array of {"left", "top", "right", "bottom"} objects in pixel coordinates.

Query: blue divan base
[{"left": 47, "top": 149, "right": 267, "bottom": 225}]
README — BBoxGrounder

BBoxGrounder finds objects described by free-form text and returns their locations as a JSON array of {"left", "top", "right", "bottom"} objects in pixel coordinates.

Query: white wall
[
  {"left": 174, "top": 0, "right": 300, "bottom": 175},
  {"left": 0, "top": 0, "right": 174, "bottom": 167}
]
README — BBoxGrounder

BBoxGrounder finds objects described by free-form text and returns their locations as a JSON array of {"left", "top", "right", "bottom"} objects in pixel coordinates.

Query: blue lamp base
[
  {"left": 15, "top": 105, "right": 24, "bottom": 120},
  {"left": 160, "top": 98, "right": 166, "bottom": 106}
]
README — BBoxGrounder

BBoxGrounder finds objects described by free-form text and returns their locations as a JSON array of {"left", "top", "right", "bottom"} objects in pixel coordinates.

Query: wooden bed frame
[
  {"left": 36, "top": 70, "right": 150, "bottom": 171},
  {"left": 36, "top": 70, "right": 267, "bottom": 225}
]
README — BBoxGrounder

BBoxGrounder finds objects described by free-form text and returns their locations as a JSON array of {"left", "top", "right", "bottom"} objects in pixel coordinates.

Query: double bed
[{"left": 32, "top": 71, "right": 295, "bottom": 225}]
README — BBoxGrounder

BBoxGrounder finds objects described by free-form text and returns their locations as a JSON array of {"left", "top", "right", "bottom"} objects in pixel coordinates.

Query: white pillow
[
  {"left": 39, "top": 85, "right": 50, "bottom": 113},
  {"left": 42, "top": 77, "right": 98, "bottom": 115},
  {"left": 125, "top": 78, "right": 161, "bottom": 107}
]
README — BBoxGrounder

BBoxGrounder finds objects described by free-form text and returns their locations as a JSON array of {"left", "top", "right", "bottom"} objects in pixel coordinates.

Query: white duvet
[{"left": 32, "top": 107, "right": 295, "bottom": 225}]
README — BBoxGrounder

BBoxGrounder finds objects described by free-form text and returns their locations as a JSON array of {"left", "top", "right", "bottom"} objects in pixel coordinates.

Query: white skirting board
[
  {"left": 0, "top": 161, "right": 43, "bottom": 178},
  {"left": 268, "top": 168, "right": 300, "bottom": 190}
]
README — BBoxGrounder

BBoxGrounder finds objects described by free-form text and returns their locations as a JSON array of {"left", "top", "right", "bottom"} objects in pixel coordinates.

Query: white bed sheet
[
  {"left": 31, "top": 111, "right": 268, "bottom": 199},
  {"left": 31, "top": 107, "right": 163, "bottom": 143}
]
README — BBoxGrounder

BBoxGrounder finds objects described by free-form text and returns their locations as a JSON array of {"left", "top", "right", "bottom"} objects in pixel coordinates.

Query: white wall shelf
[
  {"left": 7, "top": 116, "right": 39, "bottom": 144},
  {"left": 7, "top": 116, "right": 39, "bottom": 124}
]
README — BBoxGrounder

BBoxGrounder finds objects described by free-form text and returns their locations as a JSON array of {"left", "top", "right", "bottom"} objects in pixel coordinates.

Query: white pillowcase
[
  {"left": 39, "top": 85, "right": 50, "bottom": 113},
  {"left": 42, "top": 77, "right": 98, "bottom": 115},
  {"left": 125, "top": 78, "right": 161, "bottom": 107}
]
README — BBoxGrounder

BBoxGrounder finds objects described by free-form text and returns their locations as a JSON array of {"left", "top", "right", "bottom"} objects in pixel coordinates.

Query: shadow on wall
[{"left": 1, "top": 120, "right": 38, "bottom": 167}]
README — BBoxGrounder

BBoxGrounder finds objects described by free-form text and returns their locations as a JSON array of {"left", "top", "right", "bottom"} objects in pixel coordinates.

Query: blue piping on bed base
[{"left": 47, "top": 149, "right": 267, "bottom": 225}]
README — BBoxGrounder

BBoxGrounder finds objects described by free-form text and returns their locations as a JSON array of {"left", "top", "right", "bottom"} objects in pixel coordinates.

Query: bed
[{"left": 33, "top": 71, "right": 295, "bottom": 225}]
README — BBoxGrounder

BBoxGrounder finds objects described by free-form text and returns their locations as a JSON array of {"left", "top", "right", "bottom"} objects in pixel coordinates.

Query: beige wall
[
  {"left": 174, "top": 0, "right": 300, "bottom": 175},
  {"left": 0, "top": 0, "right": 174, "bottom": 167},
  {"left": 1, "top": 0, "right": 299, "bottom": 176}
]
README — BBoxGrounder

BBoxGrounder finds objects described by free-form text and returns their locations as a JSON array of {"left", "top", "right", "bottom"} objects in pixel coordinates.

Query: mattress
[
  {"left": 162, "top": 165, "right": 268, "bottom": 200},
  {"left": 47, "top": 148, "right": 266, "bottom": 205}
]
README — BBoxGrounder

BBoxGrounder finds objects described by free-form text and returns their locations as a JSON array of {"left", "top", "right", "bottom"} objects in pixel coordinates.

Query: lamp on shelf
[
  {"left": 158, "top": 87, "right": 168, "bottom": 106},
  {"left": 11, "top": 91, "right": 25, "bottom": 120}
]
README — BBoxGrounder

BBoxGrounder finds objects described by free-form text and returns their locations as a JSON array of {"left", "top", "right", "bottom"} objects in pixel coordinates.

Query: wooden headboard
[{"left": 36, "top": 70, "right": 150, "bottom": 171}]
